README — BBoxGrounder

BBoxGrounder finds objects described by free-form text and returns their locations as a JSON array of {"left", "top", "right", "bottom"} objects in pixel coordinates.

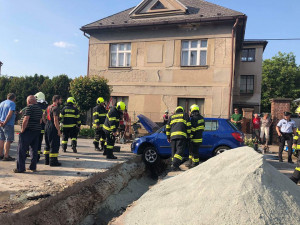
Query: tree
[
  {"left": 261, "top": 52, "right": 300, "bottom": 112},
  {"left": 52, "top": 74, "right": 72, "bottom": 101},
  {"left": 70, "top": 76, "right": 111, "bottom": 126}
]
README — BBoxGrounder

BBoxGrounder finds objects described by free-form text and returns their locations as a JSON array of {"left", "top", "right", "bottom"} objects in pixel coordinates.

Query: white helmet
[{"left": 34, "top": 92, "right": 46, "bottom": 103}]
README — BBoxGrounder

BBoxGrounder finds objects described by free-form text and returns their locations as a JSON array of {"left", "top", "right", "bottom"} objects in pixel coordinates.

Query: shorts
[{"left": 0, "top": 125, "right": 15, "bottom": 142}]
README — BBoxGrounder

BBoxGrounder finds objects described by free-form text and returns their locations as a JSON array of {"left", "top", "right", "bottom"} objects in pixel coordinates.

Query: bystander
[
  {"left": 0, "top": 93, "right": 17, "bottom": 161},
  {"left": 231, "top": 108, "right": 243, "bottom": 131},
  {"left": 260, "top": 113, "right": 272, "bottom": 149},
  {"left": 13, "top": 95, "right": 42, "bottom": 173}
]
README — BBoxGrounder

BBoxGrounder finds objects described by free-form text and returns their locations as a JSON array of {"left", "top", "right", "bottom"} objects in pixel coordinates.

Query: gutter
[
  {"left": 82, "top": 32, "right": 90, "bottom": 76},
  {"left": 228, "top": 18, "right": 239, "bottom": 118}
]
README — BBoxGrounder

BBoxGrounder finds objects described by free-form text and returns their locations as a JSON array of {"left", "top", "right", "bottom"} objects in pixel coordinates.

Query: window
[
  {"left": 181, "top": 40, "right": 207, "bottom": 66},
  {"left": 240, "top": 75, "right": 254, "bottom": 94},
  {"left": 204, "top": 120, "right": 218, "bottom": 131},
  {"left": 178, "top": 98, "right": 205, "bottom": 115},
  {"left": 151, "top": 1, "right": 166, "bottom": 10},
  {"left": 110, "top": 43, "right": 131, "bottom": 67},
  {"left": 241, "top": 48, "right": 255, "bottom": 62},
  {"left": 111, "top": 96, "right": 129, "bottom": 108}
]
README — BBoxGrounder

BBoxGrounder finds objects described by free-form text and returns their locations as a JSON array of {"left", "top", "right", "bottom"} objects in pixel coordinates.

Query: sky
[{"left": 1, "top": 0, "right": 300, "bottom": 78}]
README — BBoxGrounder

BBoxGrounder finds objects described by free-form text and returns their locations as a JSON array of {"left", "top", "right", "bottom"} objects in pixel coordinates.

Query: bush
[{"left": 79, "top": 128, "right": 95, "bottom": 138}]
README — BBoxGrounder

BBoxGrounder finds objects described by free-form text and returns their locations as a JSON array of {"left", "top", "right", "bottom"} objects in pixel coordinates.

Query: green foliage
[
  {"left": 69, "top": 76, "right": 111, "bottom": 112},
  {"left": 244, "top": 137, "right": 256, "bottom": 148},
  {"left": 79, "top": 128, "right": 95, "bottom": 138},
  {"left": 262, "top": 52, "right": 300, "bottom": 112}
]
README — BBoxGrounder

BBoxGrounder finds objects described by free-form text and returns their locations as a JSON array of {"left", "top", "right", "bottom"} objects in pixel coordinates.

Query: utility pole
[{"left": 0, "top": 61, "right": 3, "bottom": 75}]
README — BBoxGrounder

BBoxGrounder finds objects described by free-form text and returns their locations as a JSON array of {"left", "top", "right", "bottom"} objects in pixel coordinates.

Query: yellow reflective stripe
[
  {"left": 296, "top": 145, "right": 300, "bottom": 149},
  {"left": 93, "top": 124, "right": 103, "bottom": 127},
  {"left": 189, "top": 155, "right": 192, "bottom": 159},
  {"left": 62, "top": 124, "right": 76, "bottom": 128},
  {"left": 170, "top": 119, "right": 186, "bottom": 125},
  {"left": 166, "top": 132, "right": 171, "bottom": 135},
  {"left": 64, "top": 114, "right": 76, "bottom": 118},
  {"left": 294, "top": 136, "right": 299, "bottom": 140},
  {"left": 107, "top": 116, "right": 119, "bottom": 121},
  {"left": 187, "top": 129, "right": 191, "bottom": 134},
  {"left": 41, "top": 130, "right": 45, "bottom": 134},
  {"left": 100, "top": 138, "right": 104, "bottom": 141},
  {"left": 191, "top": 126, "right": 205, "bottom": 132},
  {"left": 78, "top": 121, "right": 81, "bottom": 124},
  {"left": 94, "top": 119, "right": 99, "bottom": 122},
  {"left": 62, "top": 141, "right": 68, "bottom": 144},
  {"left": 99, "top": 114, "right": 106, "bottom": 117},
  {"left": 192, "top": 158, "right": 200, "bottom": 163},
  {"left": 192, "top": 138, "right": 203, "bottom": 143},
  {"left": 174, "top": 154, "right": 183, "bottom": 160},
  {"left": 171, "top": 131, "right": 187, "bottom": 138},
  {"left": 187, "top": 122, "right": 191, "bottom": 126},
  {"left": 38, "top": 151, "right": 41, "bottom": 154},
  {"left": 94, "top": 139, "right": 99, "bottom": 142},
  {"left": 103, "top": 125, "right": 112, "bottom": 131},
  {"left": 50, "top": 153, "right": 59, "bottom": 158},
  {"left": 75, "top": 115, "right": 80, "bottom": 118},
  {"left": 72, "top": 138, "right": 77, "bottom": 141},
  {"left": 198, "top": 119, "right": 204, "bottom": 124},
  {"left": 296, "top": 167, "right": 300, "bottom": 172},
  {"left": 65, "top": 109, "right": 75, "bottom": 113},
  {"left": 110, "top": 125, "right": 116, "bottom": 129},
  {"left": 93, "top": 112, "right": 99, "bottom": 116},
  {"left": 59, "top": 113, "right": 64, "bottom": 118},
  {"left": 166, "top": 125, "right": 171, "bottom": 129},
  {"left": 106, "top": 145, "right": 114, "bottom": 149},
  {"left": 44, "top": 150, "right": 50, "bottom": 154},
  {"left": 172, "top": 114, "right": 183, "bottom": 118}
]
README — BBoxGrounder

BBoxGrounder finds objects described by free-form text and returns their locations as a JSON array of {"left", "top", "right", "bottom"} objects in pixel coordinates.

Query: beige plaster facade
[{"left": 87, "top": 24, "right": 236, "bottom": 121}]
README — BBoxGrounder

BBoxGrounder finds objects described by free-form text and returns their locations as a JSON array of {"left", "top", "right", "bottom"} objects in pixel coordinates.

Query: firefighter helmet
[
  {"left": 295, "top": 106, "right": 300, "bottom": 114},
  {"left": 175, "top": 106, "right": 184, "bottom": 113},
  {"left": 67, "top": 97, "right": 76, "bottom": 104},
  {"left": 34, "top": 92, "right": 45, "bottom": 102},
  {"left": 190, "top": 104, "right": 200, "bottom": 112},
  {"left": 97, "top": 97, "right": 104, "bottom": 104},
  {"left": 116, "top": 101, "right": 126, "bottom": 111}
]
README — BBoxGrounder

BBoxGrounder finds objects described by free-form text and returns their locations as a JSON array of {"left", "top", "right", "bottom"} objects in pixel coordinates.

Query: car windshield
[
  {"left": 227, "top": 119, "right": 239, "bottom": 131},
  {"left": 156, "top": 125, "right": 166, "bottom": 133}
]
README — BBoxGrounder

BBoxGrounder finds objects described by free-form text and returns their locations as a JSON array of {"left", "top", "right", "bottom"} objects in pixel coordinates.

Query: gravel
[{"left": 124, "top": 147, "right": 300, "bottom": 225}]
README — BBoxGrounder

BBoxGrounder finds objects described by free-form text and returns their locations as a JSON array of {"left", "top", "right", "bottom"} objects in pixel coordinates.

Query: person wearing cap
[
  {"left": 163, "top": 110, "right": 169, "bottom": 125},
  {"left": 291, "top": 106, "right": 300, "bottom": 183},
  {"left": 276, "top": 111, "right": 297, "bottom": 163},
  {"left": 93, "top": 97, "right": 107, "bottom": 151},
  {"left": 60, "top": 97, "right": 81, "bottom": 153},
  {"left": 166, "top": 106, "right": 191, "bottom": 171},
  {"left": 103, "top": 101, "right": 126, "bottom": 159},
  {"left": 34, "top": 92, "right": 48, "bottom": 162}
]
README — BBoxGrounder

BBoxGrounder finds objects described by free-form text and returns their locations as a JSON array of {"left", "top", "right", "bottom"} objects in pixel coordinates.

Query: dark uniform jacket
[
  {"left": 103, "top": 107, "right": 121, "bottom": 133},
  {"left": 293, "top": 128, "right": 300, "bottom": 150},
  {"left": 190, "top": 112, "right": 205, "bottom": 144},
  {"left": 166, "top": 112, "right": 191, "bottom": 140},
  {"left": 59, "top": 103, "right": 81, "bottom": 128},
  {"left": 93, "top": 105, "right": 107, "bottom": 128}
]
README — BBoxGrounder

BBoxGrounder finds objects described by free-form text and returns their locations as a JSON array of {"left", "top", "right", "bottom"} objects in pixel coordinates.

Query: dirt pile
[{"left": 124, "top": 147, "right": 300, "bottom": 225}]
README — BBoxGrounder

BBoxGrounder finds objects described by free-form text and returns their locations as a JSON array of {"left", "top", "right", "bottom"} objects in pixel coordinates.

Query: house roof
[
  {"left": 81, "top": 0, "right": 245, "bottom": 32},
  {"left": 243, "top": 40, "right": 268, "bottom": 51}
]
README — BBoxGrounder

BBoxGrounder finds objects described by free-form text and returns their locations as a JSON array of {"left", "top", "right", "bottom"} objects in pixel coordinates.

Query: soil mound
[{"left": 125, "top": 147, "right": 300, "bottom": 225}]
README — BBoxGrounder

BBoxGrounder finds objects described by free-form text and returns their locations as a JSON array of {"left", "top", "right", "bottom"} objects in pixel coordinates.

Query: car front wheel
[
  {"left": 142, "top": 146, "right": 160, "bottom": 165},
  {"left": 213, "top": 146, "right": 230, "bottom": 156}
]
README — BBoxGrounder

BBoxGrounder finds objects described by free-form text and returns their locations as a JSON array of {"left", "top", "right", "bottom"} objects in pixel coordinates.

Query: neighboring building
[{"left": 81, "top": 0, "right": 267, "bottom": 122}]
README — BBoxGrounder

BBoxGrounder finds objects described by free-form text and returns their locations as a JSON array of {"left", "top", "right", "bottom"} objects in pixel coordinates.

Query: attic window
[{"left": 151, "top": 1, "right": 166, "bottom": 10}]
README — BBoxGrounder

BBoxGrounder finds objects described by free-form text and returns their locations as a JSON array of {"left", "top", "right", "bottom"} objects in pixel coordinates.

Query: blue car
[{"left": 131, "top": 115, "right": 244, "bottom": 165}]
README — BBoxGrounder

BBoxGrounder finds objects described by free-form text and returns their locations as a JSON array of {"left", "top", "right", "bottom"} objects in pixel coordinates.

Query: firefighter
[
  {"left": 189, "top": 104, "right": 205, "bottom": 168},
  {"left": 44, "top": 95, "right": 62, "bottom": 166},
  {"left": 291, "top": 106, "right": 300, "bottom": 184},
  {"left": 60, "top": 97, "right": 81, "bottom": 153},
  {"left": 103, "top": 101, "right": 126, "bottom": 159},
  {"left": 93, "top": 97, "right": 107, "bottom": 151},
  {"left": 34, "top": 92, "right": 48, "bottom": 162},
  {"left": 166, "top": 106, "right": 191, "bottom": 171}
]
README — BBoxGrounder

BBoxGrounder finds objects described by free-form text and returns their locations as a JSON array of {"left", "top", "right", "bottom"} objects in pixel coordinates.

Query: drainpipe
[
  {"left": 83, "top": 32, "right": 90, "bottom": 76},
  {"left": 228, "top": 18, "right": 239, "bottom": 118}
]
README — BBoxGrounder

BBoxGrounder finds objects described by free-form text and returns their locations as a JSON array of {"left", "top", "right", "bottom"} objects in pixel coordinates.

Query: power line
[{"left": 247, "top": 38, "right": 300, "bottom": 41}]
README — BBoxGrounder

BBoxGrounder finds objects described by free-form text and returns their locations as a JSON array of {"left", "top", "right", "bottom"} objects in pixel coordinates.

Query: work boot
[
  {"left": 72, "top": 146, "right": 77, "bottom": 153},
  {"left": 45, "top": 155, "right": 49, "bottom": 165},
  {"left": 100, "top": 142, "right": 105, "bottom": 151},
  {"left": 62, "top": 144, "right": 67, "bottom": 153},
  {"left": 107, "top": 154, "right": 117, "bottom": 159},
  {"left": 290, "top": 170, "right": 300, "bottom": 184},
  {"left": 50, "top": 159, "right": 62, "bottom": 167},
  {"left": 94, "top": 142, "right": 101, "bottom": 151}
]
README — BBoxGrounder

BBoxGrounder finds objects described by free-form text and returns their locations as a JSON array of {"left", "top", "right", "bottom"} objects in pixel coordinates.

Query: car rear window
[
  {"left": 227, "top": 120, "right": 239, "bottom": 131},
  {"left": 205, "top": 120, "right": 218, "bottom": 131}
]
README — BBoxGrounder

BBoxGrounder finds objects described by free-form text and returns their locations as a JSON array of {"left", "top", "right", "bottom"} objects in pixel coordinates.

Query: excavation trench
[{"left": 0, "top": 156, "right": 161, "bottom": 225}]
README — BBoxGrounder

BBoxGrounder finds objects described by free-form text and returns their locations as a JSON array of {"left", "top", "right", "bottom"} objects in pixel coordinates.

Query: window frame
[
  {"left": 204, "top": 120, "right": 219, "bottom": 132},
  {"left": 181, "top": 40, "right": 208, "bottom": 67},
  {"left": 110, "top": 43, "right": 132, "bottom": 68},
  {"left": 241, "top": 48, "right": 256, "bottom": 62},
  {"left": 240, "top": 75, "right": 254, "bottom": 94}
]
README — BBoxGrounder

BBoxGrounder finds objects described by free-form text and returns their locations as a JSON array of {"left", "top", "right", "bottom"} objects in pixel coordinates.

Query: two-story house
[{"left": 81, "top": 0, "right": 267, "bottom": 122}]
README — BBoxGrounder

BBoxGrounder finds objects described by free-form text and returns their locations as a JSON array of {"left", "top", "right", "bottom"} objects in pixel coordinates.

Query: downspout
[
  {"left": 83, "top": 32, "right": 90, "bottom": 76},
  {"left": 228, "top": 18, "right": 239, "bottom": 118}
]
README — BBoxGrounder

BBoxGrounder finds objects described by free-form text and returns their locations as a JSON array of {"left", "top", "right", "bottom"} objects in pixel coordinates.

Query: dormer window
[{"left": 151, "top": 1, "right": 166, "bottom": 10}]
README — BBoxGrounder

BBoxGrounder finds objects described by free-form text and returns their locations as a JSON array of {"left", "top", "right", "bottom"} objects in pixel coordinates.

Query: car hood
[{"left": 137, "top": 114, "right": 160, "bottom": 134}]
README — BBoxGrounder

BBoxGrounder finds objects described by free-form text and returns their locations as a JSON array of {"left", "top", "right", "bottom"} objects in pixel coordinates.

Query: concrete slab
[{"left": 0, "top": 136, "right": 134, "bottom": 213}]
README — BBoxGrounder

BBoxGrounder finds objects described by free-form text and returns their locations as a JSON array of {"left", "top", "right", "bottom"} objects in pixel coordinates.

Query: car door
[
  {"left": 155, "top": 127, "right": 172, "bottom": 157},
  {"left": 200, "top": 120, "right": 219, "bottom": 157}
]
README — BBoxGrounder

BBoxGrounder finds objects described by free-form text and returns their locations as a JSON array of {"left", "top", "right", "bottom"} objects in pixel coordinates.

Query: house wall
[
  {"left": 88, "top": 23, "right": 235, "bottom": 122},
  {"left": 233, "top": 45, "right": 265, "bottom": 113}
]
